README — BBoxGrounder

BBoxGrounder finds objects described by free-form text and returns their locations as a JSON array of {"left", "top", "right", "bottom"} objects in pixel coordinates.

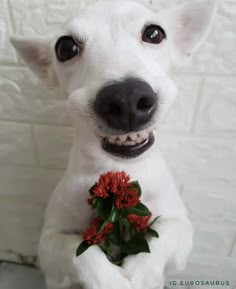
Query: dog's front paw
[
  {"left": 123, "top": 254, "right": 164, "bottom": 289},
  {"left": 96, "top": 270, "right": 133, "bottom": 289},
  {"left": 82, "top": 263, "right": 133, "bottom": 289},
  {"left": 74, "top": 245, "right": 133, "bottom": 289}
]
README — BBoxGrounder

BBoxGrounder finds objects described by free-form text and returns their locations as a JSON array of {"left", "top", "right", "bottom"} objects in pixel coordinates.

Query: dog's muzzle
[{"left": 94, "top": 78, "right": 157, "bottom": 158}]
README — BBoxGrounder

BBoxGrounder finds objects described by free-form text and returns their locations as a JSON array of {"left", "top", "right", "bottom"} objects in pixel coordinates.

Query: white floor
[
  {"left": 0, "top": 263, "right": 46, "bottom": 289},
  {"left": 0, "top": 262, "right": 173, "bottom": 289}
]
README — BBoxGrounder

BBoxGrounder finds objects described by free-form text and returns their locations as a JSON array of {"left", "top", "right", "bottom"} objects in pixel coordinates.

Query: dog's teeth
[
  {"left": 119, "top": 135, "right": 127, "bottom": 143},
  {"left": 114, "top": 137, "right": 123, "bottom": 145},
  {"left": 139, "top": 131, "right": 149, "bottom": 139},
  {"left": 105, "top": 130, "right": 153, "bottom": 146},
  {"left": 129, "top": 133, "right": 138, "bottom": 141},
  {"left": 108, "top": 136, "right": 116, "bottom": 144},
  {"left": 116, "top": 140, "right": 123, "bottom": 146},
  {"left": 136, "top": 138, "right": 143, "bottom": 144},
  {"left": 123, "top": 141, "right": 135, "bottom": 146}
]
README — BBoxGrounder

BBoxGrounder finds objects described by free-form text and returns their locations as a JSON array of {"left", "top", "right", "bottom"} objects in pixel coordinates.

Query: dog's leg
[
  {"left": 123, "top": 217, "right": 193, "bottom": 289},
  {"left": 39, "top": 231, "right": 83, "bottom": 289},
  {"left": 39, "top": 230, "right": 133, "bottom": 289}
]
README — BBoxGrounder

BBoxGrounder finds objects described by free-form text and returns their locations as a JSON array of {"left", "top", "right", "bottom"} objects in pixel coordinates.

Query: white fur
[{"left": 10, "top": 1, "right": 219, "bottom": 289}]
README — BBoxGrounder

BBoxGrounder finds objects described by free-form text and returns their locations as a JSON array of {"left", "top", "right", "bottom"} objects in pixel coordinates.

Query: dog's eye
[
  {"left": 55, "top": 36, "right": 80, "bottom": 62},
  {"left": 142, "top": 25, "right": 166, "bottom": 44}
]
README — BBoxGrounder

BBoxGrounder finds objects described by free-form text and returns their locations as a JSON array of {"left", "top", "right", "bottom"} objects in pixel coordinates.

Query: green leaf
[
  {"left": 104, "top": 239, "right": 111, "bottom": 248},
  {"left": 108, "top": 206, "right": 121, "bottom": 222},
  {"left": 92, "top": 198, "right": 100, "bottom": 208},
  {"left": 121, "top": 218, "right": 132, "bottom": 230},
  {"left": 106, "top": 246, "right": 113, "bottom": 257},
  {"left": 100, "top": 239, "right": 112, "bottom": 256},
  {"left": 106, "top": 251, "right": 127, "bottom": 266},
  {"left": 99, "top": 206, "right": 121, "bottom": 233},
  {"left": 109, "top": 223, "right": 121, "bottom": 246},
  {"left": 122, "top": 234, "right": 150, "bottom": 255},
  {"left": 126, "top": 203, "right": 151, "bottom": 217},
  {"left": 147, "top": 228, "right": 159, "bottom": 238},
  {"left": 97, "top": 197, "right": 113, "bottom": 219},
  {"left": 149, "top": 216, "right": 160, "bottom": 227},
  {"left": 76, "top": 241, "right": 90, "bottom": 257},
  {"left": 132, "top": 181, "right": 142, "bottom": 197},
  {"left": 109, "top": 232, "right": 121, "bottom": 246},
  {"left": 89, "top": 185, "right": 96, "bottom": 195}
]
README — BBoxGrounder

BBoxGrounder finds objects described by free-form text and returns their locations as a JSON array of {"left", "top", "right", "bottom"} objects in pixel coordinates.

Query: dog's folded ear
[
  {"left": 10, "top": 35, "right": 57, "bottom": 86},
  {"left": 167, "top": 0, "right": 221, "bottom": 61}
]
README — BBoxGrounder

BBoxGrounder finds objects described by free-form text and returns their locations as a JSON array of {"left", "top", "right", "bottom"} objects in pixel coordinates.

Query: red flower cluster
[
  {"left": 88, "top": 171, "right": 140, "bottom": 209},
  {"left": 77, "top": 171, "right": 159, "bottom": 263},
  {"left": 83, "top": 218, "right": 113, "bottom": 245},
  {"left": 128, "top": 214, "right": 152, "bottom": 232},
  {"left": 115, "top": 189, "right": 140, "bottom": 209}
]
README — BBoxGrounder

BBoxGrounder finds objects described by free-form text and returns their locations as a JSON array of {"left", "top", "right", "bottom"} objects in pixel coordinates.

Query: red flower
[
  {"left": 87, "top": 198, "right": 93, "bottom": 206},
  {"left": 89, "top": 171, "right": 140, "bottom": 209},
  {"left": 93, "top": 174, "right": 111, "bottom": 198},
  {"left": 115, "top": 189, "right": 140, "bottom": 209},
  {"left": 93, "top": 171, "right": 132, "bottom": 196},
  {"left": 83, "top": 218, "right": 113, "bottom": 245},
  {"left": 109, "top": 171, "right": 132, "bottom": 195},
  {"left": 128, "top": 214, "right": 152, "bottom": 232}
]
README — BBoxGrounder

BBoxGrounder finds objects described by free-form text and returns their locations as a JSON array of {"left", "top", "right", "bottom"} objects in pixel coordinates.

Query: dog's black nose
[{"left": 95, "top": 78, "right": 157, "bottom": 131}]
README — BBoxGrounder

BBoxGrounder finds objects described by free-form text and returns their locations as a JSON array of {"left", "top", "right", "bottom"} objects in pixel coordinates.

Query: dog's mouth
[{"left": 101, "top": 130, "right": 155, "bottom": 158}]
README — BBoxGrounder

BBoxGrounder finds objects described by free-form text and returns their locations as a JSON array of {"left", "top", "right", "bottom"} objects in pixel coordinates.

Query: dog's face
[{"left": 11, "top": 0, "right": 219, "bottom": 160}]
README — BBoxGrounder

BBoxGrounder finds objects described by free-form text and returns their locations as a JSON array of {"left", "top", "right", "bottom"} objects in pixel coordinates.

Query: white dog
[{"left": 11, "top": 1, "right": 219, "bottom": 288}]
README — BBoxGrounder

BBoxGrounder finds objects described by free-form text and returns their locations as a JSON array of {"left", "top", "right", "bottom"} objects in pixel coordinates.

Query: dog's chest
[
  {"left": 53, "top": 151, "right": 173, "bottom": 232},
  {"left": 63, "top": 172, "right": 162, "bottom": 227}
]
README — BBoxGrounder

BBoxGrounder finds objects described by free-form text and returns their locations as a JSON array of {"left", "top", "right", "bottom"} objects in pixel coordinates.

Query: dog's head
[{"left": 11, "top": 0, "right": 219, "bottom": 160}]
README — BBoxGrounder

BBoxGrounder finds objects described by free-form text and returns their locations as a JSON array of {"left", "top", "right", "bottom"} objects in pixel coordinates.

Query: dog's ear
[
  {"left": 167, "top": 0, "right": 220, "bottom": 58},
  {"left": 10, "top": 35, "right": 58, "bottom": 86}
]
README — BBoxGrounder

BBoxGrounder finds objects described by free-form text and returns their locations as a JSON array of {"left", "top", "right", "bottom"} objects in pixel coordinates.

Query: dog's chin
[{"left": 101, "top": 129, "right": 155, "bottom": 159}]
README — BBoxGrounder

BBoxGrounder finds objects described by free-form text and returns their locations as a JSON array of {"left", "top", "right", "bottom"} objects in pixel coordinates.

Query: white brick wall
[{"left": 0, "top": 0, "right": 235, "bottom": 287}]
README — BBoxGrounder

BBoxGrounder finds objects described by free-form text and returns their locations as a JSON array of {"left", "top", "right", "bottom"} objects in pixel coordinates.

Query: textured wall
[{"left": 0, "top": 0, "right": 235, "bottom": 287}]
